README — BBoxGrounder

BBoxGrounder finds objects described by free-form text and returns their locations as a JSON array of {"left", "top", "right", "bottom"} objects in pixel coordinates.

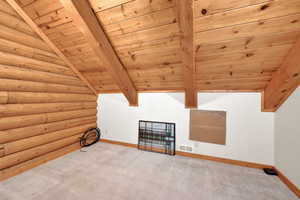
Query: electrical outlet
[
  {"left": 179, "top": 145, "right": 193, "bottom": 152},
  {"left": 194, "top": 142, "right": 199, "bottom": 148},
  {"left": 186, "top": 146, "right": 193, "bottom": 152},
  {"left": 179, "top": 146, "right": 186, "bottom": 151}
]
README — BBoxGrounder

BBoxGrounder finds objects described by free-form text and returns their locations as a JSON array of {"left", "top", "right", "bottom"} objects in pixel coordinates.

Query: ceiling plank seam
[
  {"left": 60, "top": 0, "right": 138, "bottom": 106},
  {"left": 263, "top": 36, "right": 300, "bottom": 112},
  {"left": 6, "top": 0, "right": 99, "bottom": 96}
]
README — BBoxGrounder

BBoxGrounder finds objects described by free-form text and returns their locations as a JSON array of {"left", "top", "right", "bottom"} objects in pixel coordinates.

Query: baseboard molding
[
  {"left": 101, "top": 139, "right": 300, "bottom": 198},
  {"left": 175, "top": 151, "right": 273, "bottom": 169},
  {"left": 101, "top": 139, "right": 137, "bottom": 148},
  {"left": 274, "top": 167, "right": 300, "bottom": 198},
  {"left": 100, "top": 139, "right": 271, "bottom": 169}
]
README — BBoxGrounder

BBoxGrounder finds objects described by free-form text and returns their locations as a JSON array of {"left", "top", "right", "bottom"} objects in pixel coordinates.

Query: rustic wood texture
[
  {"left": 263, "top": 36, "right": 300, "bottom": 111},
  {"left": 60, "top": 0, "right": 138, "bottom": 105},
  {"left": 0, "top": 0, "right": 97, "bottom": 179},
  {"left": 0, "top": 134, "right": 82, "bottom": 170},
  {"left": 4, "top": 123, "right": 95, "bottom": 155},
  {"left": 12, "top": 0, "right": 121, "bottom": 93},
  {"left": 176, "top": 0, "right": 197, "bottom": 108},
  {"left": 0, "top": 102, "right": 96, "bottom": 117},
  {"left": 0, "top": 143, "right": 80, "bottom": 181},
  {"left": 0, "top": 0, "right": 298, "bottom": 182},
  {"left": 10, "top": 0, "right": 300, "bottom": 110},
  {"left": 0, "top": 116, "right": 96, "bottom": 143},
  {"left": 6, "top": 0, "right": 98, "bottom": 95},
  {"left": 0, "top": 109, "right": 96, "bottom": 130}
]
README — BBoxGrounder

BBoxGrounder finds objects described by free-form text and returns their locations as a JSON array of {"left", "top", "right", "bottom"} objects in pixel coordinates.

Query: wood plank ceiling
[{"left": 8, "top": 0, "right": 300, "bottom": 110}]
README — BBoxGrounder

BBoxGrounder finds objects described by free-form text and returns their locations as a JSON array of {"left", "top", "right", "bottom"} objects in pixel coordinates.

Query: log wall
[{"left": 0, "top": 0, "right": 97, "bottom": 181}]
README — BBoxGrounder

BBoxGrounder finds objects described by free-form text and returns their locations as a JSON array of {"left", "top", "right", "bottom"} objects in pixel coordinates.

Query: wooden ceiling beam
[
  {"left": 263, "top": 36, "right": 300, "bottom": 112},
  {"left": 60, "top": 0, "right": 138, "bottom": 106},
  {"left": 176, "top": 0, "right": 197, "bottom": 108},
  {"left": 6, "top": 0, "right": 98, "bottom": 96}
]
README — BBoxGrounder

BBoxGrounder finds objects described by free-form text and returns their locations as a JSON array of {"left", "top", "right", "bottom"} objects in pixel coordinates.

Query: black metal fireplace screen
[{"left": 138, "top": 120, "right": 175, "bottom": 155}]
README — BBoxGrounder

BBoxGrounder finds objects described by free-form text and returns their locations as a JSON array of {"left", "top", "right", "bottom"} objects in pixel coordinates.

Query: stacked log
[{"left": 0, "top": 2, "right": 97, "bottom": 181}]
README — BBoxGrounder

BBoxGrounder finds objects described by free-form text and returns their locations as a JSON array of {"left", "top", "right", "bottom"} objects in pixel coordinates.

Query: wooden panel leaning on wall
[{"left": 0, "top": 0, "right": 97, "bottom": 181}]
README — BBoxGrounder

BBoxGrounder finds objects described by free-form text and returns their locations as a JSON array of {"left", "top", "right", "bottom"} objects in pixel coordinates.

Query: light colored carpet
[{"left": 0, "top": 143, "right": 298, "bottom": 200}]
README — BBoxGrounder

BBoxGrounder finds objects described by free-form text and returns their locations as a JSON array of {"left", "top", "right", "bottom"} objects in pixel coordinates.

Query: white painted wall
[
  {"left": 97, "top": 93, "right": 274, "bottom": 165},
  {"left": 274, "top": 87, "right": 300, "bottom": 188}
]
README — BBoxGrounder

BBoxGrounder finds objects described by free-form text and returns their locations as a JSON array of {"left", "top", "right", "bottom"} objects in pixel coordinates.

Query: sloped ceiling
[{"left": 7, "top": 0, "right": 300, "bottom": 110}]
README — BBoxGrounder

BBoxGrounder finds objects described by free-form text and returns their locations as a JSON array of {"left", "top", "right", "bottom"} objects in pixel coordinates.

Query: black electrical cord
[{"left": 80, "top": 127, "right": 101, "bottom": 148}]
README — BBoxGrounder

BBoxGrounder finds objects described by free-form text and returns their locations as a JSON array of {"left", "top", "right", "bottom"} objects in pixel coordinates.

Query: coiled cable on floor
[{"left": 80, "top": 127, "right": 101, "bottom": 148}]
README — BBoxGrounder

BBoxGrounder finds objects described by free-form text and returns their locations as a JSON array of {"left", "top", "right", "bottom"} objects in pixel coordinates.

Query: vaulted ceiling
[{"left": 6, "top": 0, "right": 300, "bottom": 111}]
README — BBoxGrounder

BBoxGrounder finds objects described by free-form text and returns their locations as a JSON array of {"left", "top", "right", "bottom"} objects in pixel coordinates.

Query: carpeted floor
[{"left": 0, "top": 142, "right": 298, "bottom": 200}]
